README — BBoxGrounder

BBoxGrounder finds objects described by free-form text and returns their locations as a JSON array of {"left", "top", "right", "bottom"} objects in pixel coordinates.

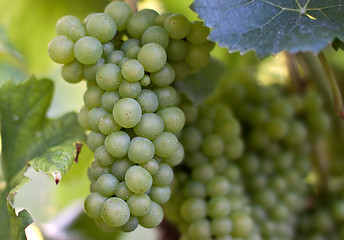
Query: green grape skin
[
  {"left": 118, "top": 57, "right": 129, "bottom": 69},
  {"left": 94, "top": 145, "right": 115, "bottom": 167},
  {"left": 125, "top": 166, "right": 153, "bottom": 194},
  {"left": 214, "top": 118, "right": 241, "bottom": 141},
  {"left": 139, "top": 9, "right": 159, "bottom": 22},
  {"left": 87, "top": 131, "right": 105, "bottom": 152},
  {"left": 48, "top": 35, "right": 75, "bottom": 64},
  {"left": 206, "top": 176, "right": 230, "bottom": 197},
  {"left": 152, "top": 163, "right": 174, "bottom": 186},
  {"left": 171, "top": 61, "right": 189, "bottom": 82},
  {"left": 88, "top": 106, "right": 108, "bottom": 131},
  {"left": 104, "top": 1, "right": 132, "bottom": 31},
  {"left": 182, "top": 180, "right": 206, "bottom": 198},
  {"left": 89, "top": 160, "right": 111, "bottom": 181},
  {"left": 191, "top": 162, "right": 216, "bottom": 183},
  {"left": 86, "top": 13, "right": 117, "bottom": 43},
  {"left": 127, "top": 137, "right": 155, "bottom": 164},
  {"left": 94, "top": 217, "right": 117, "bottom": 233},
  {"left": 78, "top": 106, "right": 90, "bottom": 130},
  {"left": 113, "top": 98, "right": 142, "bottom": 128},
  {"left": 118, "top": 80, "right": 142, "bottom": 99},
  {"left": 162, "top": 143, "right": 184, "bottom": 167},
  {"left": 185, "top": 44, "right": 210, "bottom": 71},
  {"left": 61, "top": 59, "right": 84, "bottom": 83},
  {"left": 140, "top": 158, "right": 160, "bottom": 175},
  {"left": 150, "top": 63, "right": 175, "bottom": 87},
  {"left": 136, "top": 89, "right": 159, "bottom": 113},
  {"left": 210, "top": 217, "right": 232, "bottom": 237},
  {"left": 180, "top": 126, "right": 203, "bottom": 152},
  {"left": 104, "top": 131, "right": 130, "bottom": 158},
  {"left": 180, "top": 197, "right": 207, "bottom": 222},
  {"left": 56, "top": 15, "right": 83, "bottom": 36},
  {"left": 187, "top": 218, "right": 211, "bottom": 240},
  {"left": 96, "top": 63, "right": 122, "bottom": 91},
  {"left": 133, "top": 113, "right": 164, "bottom": 141},
  {"left": 69, "top": 24, "right": 86, "bottom": 42},
  {"left": 230, "top": 211, "right": 254, "bottom": 238},
  {"left": 99, "top": 114, "right": 121, "bottom": 135},
  {"left": 102, "top": 42, "right": 114, "bottom": 58},
  {"left": 207, "top": 196, "right": 231, "bottom": 218},
  {"left": 74, "top": 36, "right": 103, "bottom": 65},
  {"left": 83, "top": 86, "right": 104, "bottom": 109},
  {"left": 101, "top": 91, "right": 121, "bottom": 112},
  {"left": 153, "top": 132, "right": 179, "bottom": 158},
  {"left": 115, "top": 181, "right": 133, "bottom": 200},
  {"left": 101, "top": 197, "right": 130, "bottom": 227},
  {"left": 264, "top": 117, "right": 288, "bottom": 140},
  {"left": 141, "top": 26, "right": 169, "bottom": 49},
  {"left": 154, "top": 12, "right": 172, "bottom": 26},
  {"left": 138, "top": 201, "right": 164, "bottom": 228},
  {"left": 224, "top": 138, "right": 244, "bottom": 160},
  {"left": 119, "top": 215, "right": 139, "bottom": 232},
  {"left": 137, "top": 43, "right": 167, "bottom": 72},
  {"left": 84, "top": 192, "right": 108, "bottom": 219},
  {"left": 164, "top": 14, "right": 191, "bottom": 40},
  {"left": 127, "top": 193, "right": 152, "bottom": 216},
  {"left": 166, "top": 39, "right": 189, "bottom": 62},
  {"left": 186, "top": 21, "right": 210, "bottom": 44},
  {"left": 125, "top": 45, "right": 141, "bottom": 59},
  {"left": 201, "top": 134, "right": 225, "bottom": 158},
  {"left": 126, "top": 11, "right": 154, "bottom": 39},
  {"left": 96, "top": 173, "right": 119, "bottom": 197},
  {"left": 153, "top": 86, "right": 178, "bottom": 110},
  {"left": 148, "top": 185, "right": 171, "bottom": 204},
  {"left": 140, "top": 75, "right": 151, "bottom": 87},
  {"left": 121, "top": 38, "right": 141, "bottom": 53},
  {"left": 121, "top": 59, "right": 145, "bottom": 82},
  {"left": 111, "top": 156, "right": 134, "bottom": 181},
  {"left": 83, "top": 58, "right": 105, "bottom": 81},
  {"left": 107, "top": 50, "right": 125, "bottom": 65}
]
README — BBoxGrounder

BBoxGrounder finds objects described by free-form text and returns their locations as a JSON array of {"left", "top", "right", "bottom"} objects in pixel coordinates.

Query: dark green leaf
[
  {"left": 175, "top": 58, "right": 226, "bottom": 105},
  {"left": 192, "top": 0, "right": 344, "bottom": 57},
  {"left": 30, "top": 140, "right": 83, "bottom": 184},
  {"left": 0, "top": 76, "right": 86, "bottom": 183}
]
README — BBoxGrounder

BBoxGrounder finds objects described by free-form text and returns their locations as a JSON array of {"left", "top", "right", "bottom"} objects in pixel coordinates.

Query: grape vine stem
[
  {"left": 125, "top": 0, "right": 138, "bottom": 13},
  {"left": 318, "top": 51, "right": 344, "bottom": 118}
]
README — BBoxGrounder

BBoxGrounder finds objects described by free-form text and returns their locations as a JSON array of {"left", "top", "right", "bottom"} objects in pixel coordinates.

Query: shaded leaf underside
[{"left": 192, "top": 0, "right": 344, "bottom": 57}]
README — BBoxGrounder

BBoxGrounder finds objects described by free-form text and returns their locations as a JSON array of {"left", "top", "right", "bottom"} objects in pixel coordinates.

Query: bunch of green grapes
[
  {"left": 164, "top": 98, "right": 261, "bottom": 240},
  {"left": 214, "top": 77, "right": 330, "bottom": 240},
  {"left": 47, "top": 1, "right": 214, "bottom": 233},
  {"left": 295, "top": 193, "right": 344, "bottom": 240}
]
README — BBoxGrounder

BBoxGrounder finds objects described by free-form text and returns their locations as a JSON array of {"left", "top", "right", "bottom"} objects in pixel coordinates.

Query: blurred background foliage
[{"left": 0, "top": 0, "right": 343, "bottom": 239}]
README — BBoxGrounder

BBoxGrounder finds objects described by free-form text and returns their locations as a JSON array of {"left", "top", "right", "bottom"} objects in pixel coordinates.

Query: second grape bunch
[{"left": 47, "top": 0, "right": 214, "bottom": 233}]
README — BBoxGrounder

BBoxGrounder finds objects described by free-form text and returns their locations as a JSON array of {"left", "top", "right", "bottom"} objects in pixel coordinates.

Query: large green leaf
[
  {"left": 191, "top": 0, "right": 344, "bottom": 57},
  {"left": 0, "top": 76, "right": 85, "bottom": 183},
  {"left": 175, "top": 58, "right": 226, "bottom": 105}
]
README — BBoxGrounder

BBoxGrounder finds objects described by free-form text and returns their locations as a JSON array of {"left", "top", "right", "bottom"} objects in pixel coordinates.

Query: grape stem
[
  {"left": 318, "top": 51, "right": 344, "bottom": 118},
  {"left": 125, "top": 0, "right": 138, "bottom": 13}
]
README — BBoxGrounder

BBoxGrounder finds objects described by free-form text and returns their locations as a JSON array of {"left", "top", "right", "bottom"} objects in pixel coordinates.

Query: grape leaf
[
  {"left": 175, "top": 58, "right": 226, "bottom": 105},
  {"left": 0, "top": 76, "right": 85, "bottom": 183},
  {"left": 191, "top": 0, "right": 344, "bottom": 57}
]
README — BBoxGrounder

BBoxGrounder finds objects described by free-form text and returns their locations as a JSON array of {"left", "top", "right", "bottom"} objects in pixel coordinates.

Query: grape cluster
[
  {"left": 215, "top": 77, "right": 330, "bottom": 240},
  {"left": 164, "top": 99, "right": 260, "bottom": 240},
  {"left": 47, "top": 1, "right": 215, "bottom": 233},
  {"left": 296, "top": 193, "right": 344, "bottom": 240}
]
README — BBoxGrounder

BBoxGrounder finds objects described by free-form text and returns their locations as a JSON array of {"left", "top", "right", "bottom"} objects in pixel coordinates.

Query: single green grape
[
  {"left": 107, "top": 50, "right": 125, "bottom": 65},
  {"left": 86, "top": 13, "right": 117, "bottom": 43},
  {"left": 152, "top": 163, "right": 174, "bottom": 186},
  {"left": 118, "top": 80, "right": 142, "bottom": 99},
  {"left": 166, "top": 39, "right": 189, "bottom": 62},
  {"left": 140, "top": 158, "right": 160, "bottom": 175},
  {"left": 136, "top": 89, "right": 159, "bottom": 113},
  {"left": 187, "top": 218, "right": 211, "bottom": 240},
  {"left": 125, "top": 166, "right": 152, "bottom": 194},
  {"left": 180, "top": 197, "right": 207, "bottom": 222},
  {"left": 127, "top": 193, "right": 152, "bottom": 216},
  {"left": 157, "top": 107, "right": 185, "bottom": 133},
  {"left": 78, "top": 106, "right": 90, "bottom": 130},
  {"left": 104, "top": 1, "right": 132, "bottom": 31},
  {"left": 119, "top": 215, "right": 139, "bottom": 232},
  {"left": 113, "top": 98, "right": 142, "bottom": 128},
  {"left": 153, "top": 132, "right": 179, "bottom": 158},
  {"left": 138, "top": 201, "right": 164, "bottom": 228},
  {"left": 230, "top": 211, "right": 254, "bottom": 238},
  {"left": 154, "top": 12, "right": 172, "bottom": 26},
  {"left": 87, "top": 131, "right": 105, "bottom": 152},
  {"left": 104, "top": 131, "right": 130, "bottom": 158},
  {"left": 96, "top": 173, "right": 119, "bottom": 197},
  {"left": 48, "top": 35, "right": 75, "bottom": 64},
  {"left": 148, "top": 185, "right": 171, "bottom": 204},
  {"left": 83, "top": 58, "right": 105, "bottom": 81},
  {"left": 164, "top": 14, "right": 191, "bottom": 40},
  {"left": 96, "top": 63, "right": 122, "bottom": 91},
  {"left": 94, "top": 145, "right": 115, "bottom": 167},
  {"left": 137, "top": 43, "right": 167, "bottom": 72},
  {"left": 162, "top": 143, "right": 184, "bottom": 167},
  {"left": 127, "top": 137, "right": 155, "bottom": 164},
  {"left": 115, "top": 181, "right": 133, "bottom": 200},
  {"left": 74, "top": 36, "right": 103, "bottom": 65},
  {"left": 126, "top": 11, "right": 154, "bottom": 39},
  {"left": 153, "top": 86, "right": 178, "bottom": 110},
  {"left": 61, "top": 59, "right": 84, "bottom": 83},
  {"left": 140, "top": 75, "right": 151, "bottom": 87},
  {"left": 121, "top": 59, "right": 145, "bottom": 82},
  {"left": 102, "top": 42, "right": 115, "bottom": 58},
  {"left": 88, "top": 106, "right": 108, "bottom": 131},
  {"left": 101, "top": 91, "right": 121, "bottom": 112},
  {"left": 206, "top": 176, "right": 230, "bottom": 197},
  {"left": 207, "top": 196, "right": 231, "bottom": 218},
  {"left": 141, "top": 26, "right": 169, "bottom": 49},
  {"left": 84, "top": 192, "right": 107, "bottom": 219},
  {"left": 99, "top": 114, "right": 121, "bottom": 135},
  {"left": 133, "top": 113, "right": 164, "bottom": 141},
  {"left": 111, "top": 157, "right": 134, "bottom": 181},
  {"left": 150, "top": 63, "right": 175, "bottom": 87},
  {"left": 83, "top": 86, "right": 104, "bottom": 109},
  {"left": 56, "top": 15, "right": 83, "bottom": 36},
  {"left": 101, "top": 197, "right": 130, "bottom": 227},
  {"left": 186, "top": 21, "right": 210, "bottom": 44}
]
